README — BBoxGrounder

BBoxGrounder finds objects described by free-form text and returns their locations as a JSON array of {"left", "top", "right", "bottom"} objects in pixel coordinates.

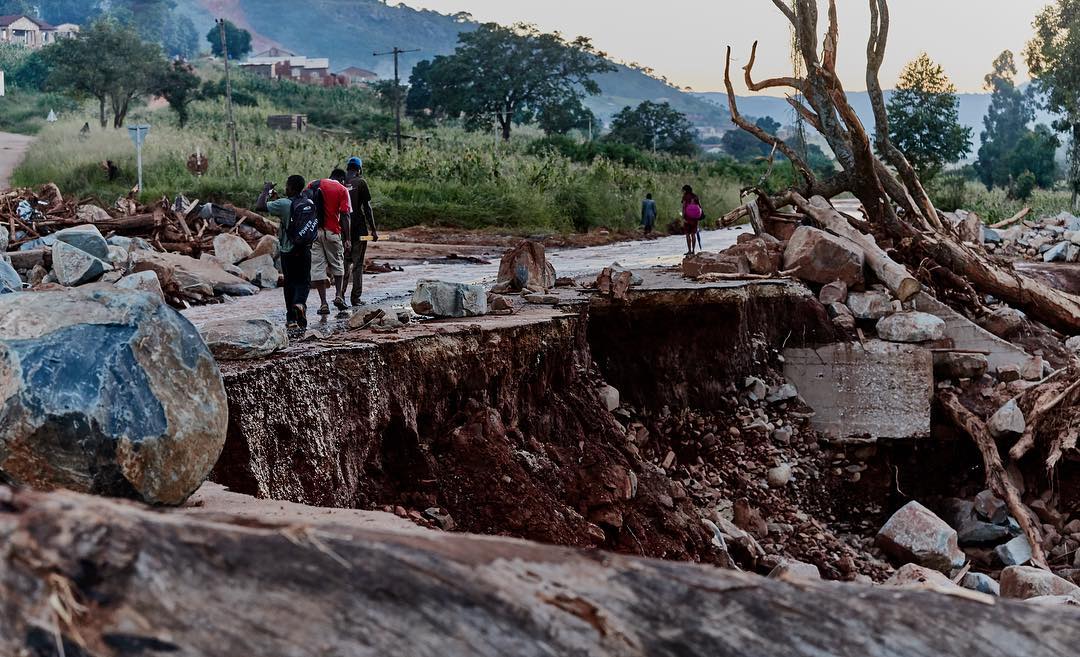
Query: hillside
[{"left": 177, "top": 0, "right": 728, "bottom": 126}]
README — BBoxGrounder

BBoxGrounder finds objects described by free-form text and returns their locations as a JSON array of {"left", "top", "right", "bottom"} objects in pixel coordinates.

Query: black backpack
[
  {"left": 287, "top": 195, "right": 319, "bottom": 246},
  {"left": 306, "top": 180, "right": 326, "bottom": 228}
]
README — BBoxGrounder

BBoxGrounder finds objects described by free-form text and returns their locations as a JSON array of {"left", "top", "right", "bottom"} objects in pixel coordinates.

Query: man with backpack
[
  {"left": 256, "top": 175, "right": 316, "bottom": 329},
  {"left": 342, "top": 156, "right": 378, "bottom": 306},
  {"left": 307, "top": 170, "right": 353, "bottom": 315}
]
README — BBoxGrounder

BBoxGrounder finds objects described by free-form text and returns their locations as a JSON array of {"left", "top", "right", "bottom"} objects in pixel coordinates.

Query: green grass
[
  {"left": 929, "top": 177, "right": 1074, "bottom": 222},
  {"left": 13, "top": 95, "right": 742, "bottom": 234},
  {"left": 0, "top": 90, "right": 80, "bottom": 135}
]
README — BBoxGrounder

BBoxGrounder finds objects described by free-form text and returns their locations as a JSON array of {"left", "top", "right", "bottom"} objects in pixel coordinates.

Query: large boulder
[
  {"left": 492, "top": 241, "right": 555, "bottom": 293},
  {"left": 0, "top": 258, "right": 20, "bottom": 294},
  {"left": 54, "top": 224, "right": 110, "bottom": 261},
  {"left": 724, "top": 237, "right": 782, "bottom": 275},
  {"left": 198, "top": 318, "right": 288, "bottom": 361},
  {"left": 682, "top": 252, "right": 748, "bottom": 278},
  {"left": 876, "top": 312, "right": 946, "bottom": 343},
  {"left": 783, "top": 226, "right": 864, "bottom": 286},
  {"left": 411, "top": 280, "right": 487, "bottom": 318},
  {"left": 876, "top": 501, "right": 966, "bottom": 573},
  {"left": 0, "top": 288, "right": 227, "bottom": 504},
  {"left": 132, "top": 250, "right": 259, "bottom": 298},
  {"left": 1000, "top": 566, "right": 1080, "bottom": 600},
  {"left": 213, "top": 233, "right": 253, "bottom": 265},
  {"left": 237, "top": 254, "right": 279, "bottom": 289},
  {"left": 52, "top": 240, "right": 111, "bottom": 287}
]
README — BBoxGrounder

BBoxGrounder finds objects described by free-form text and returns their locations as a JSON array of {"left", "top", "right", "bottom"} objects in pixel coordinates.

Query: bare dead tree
[{"left": 726, "top": 0, "right": 1080, "bottom": 334}]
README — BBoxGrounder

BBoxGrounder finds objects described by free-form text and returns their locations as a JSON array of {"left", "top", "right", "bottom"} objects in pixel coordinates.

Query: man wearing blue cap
[{"left": 343, "top": 155, "right": 378, "bottom": 305}]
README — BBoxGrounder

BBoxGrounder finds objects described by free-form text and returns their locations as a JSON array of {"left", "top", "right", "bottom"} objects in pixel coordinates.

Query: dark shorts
[{"left": 684, "top": 219, "right": 699, "bottom": 235}]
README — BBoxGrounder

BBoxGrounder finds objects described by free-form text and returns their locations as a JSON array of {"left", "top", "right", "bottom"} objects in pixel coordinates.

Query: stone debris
[
  {"left": 52, "top": 239, "right": 112, "bottom": 286},
  {"left": 995, "top": 535, "right": 1034, "bottom": 566},
  {"left": 875, "top": 312, "right": 946, "bottom": 344},
  {"left": 818, "top": 280, "right": 848, "bottom": 305},
  {"left": 782, "top": 226, "right": 864, "bottom": 286},
  {"left": 0, "top": 288, "right": 227, "bottom": 505},
  {"left": 115, "top": 270, "right": 165, "bottom": 301},
  {"left": 1000, "top": 565, "right": 1080, "bottom": 600},
  {"left": 237, "top": 254, "right": 280, "bottom": 289},
  {"left": 524, "top": 293, "right": 559, "bottom": 305},
  {"left": 599, "top": 385, "right": 620, "bottom": 412},
  {"left": 846, "top": 290, "right": 894, "bottom": 320},
  {"left": 198, "top": 318, "right": 289, "bottom": 361},
  {"left": 492, "top": 240, "right": 556, "bottom": 293},
  {"left": 987, "top": 400, "right": 1026, "bottom": 439},
  {"left": 54, "top": 224, "right": 110, "bottom": 260},
  {"left": 0, "top": 257, "right": 21, "bottom": 294},
  {"left": 411, "top": 280, "right": 487, "bottom": 318},
  {"left": 876, "top": 501, "right": 966, "bottom": 573},
  {"left": 768, "top": 559, "right": 821, "bottom": 581},
  {"left": 883, "top": 563, "right": 959, "bottom": 590},
  {"left": 962, "top": 572, "right": 1001, "bottom": 596}
]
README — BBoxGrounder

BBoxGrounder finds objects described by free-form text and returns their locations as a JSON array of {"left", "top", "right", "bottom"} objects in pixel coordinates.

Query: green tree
[
  {"left": 884, "top": 53, "right": 971, "bottom": 180},
  {"left": 44, "top": 20, "right": 168, "bottom": 128},
  {"left": 1008, "top": 124, "right": 1059, "bottom": 191},
  {"left": 156, "top": 60, "right": 201, "bottom": 127},
  {"left": 606, "top": 101, "right": 697, "bottom": 156},
  {"left": 421, "top": 23, "right": 614, "bottom": 140},
  {"left": 37, "top": 0, "right": 104, "bottom": 25},
  {"left": 721, "top": 116, "right": 779, "bottom": 161},
  {"left": 0, "top": 0, "right": 35, "bottom": 15},
  {"left": 976, "top": 51, "right": 1034, "bottom": 190},
  {"left": 207, "top": 19, "right": 252, "bottom": 60},
  {"left": 535, "top": 98, "right": 598, "bottom": 137},
  {"left": 1027, "top": 0, "right": 1080, "bottom": 208}
]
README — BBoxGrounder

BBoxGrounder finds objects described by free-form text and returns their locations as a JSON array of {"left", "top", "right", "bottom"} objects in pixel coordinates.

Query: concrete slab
[
  {"left": 912, "top": 292, "right": 1038, "bottom": 374},
  {"left": 784, "top": 340, "right": 933, "bottom": 441}
]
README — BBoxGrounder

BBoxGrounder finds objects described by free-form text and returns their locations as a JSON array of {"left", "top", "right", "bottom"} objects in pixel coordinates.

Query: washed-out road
[{"left": 0, "top": 131, "right": 33, "bottom": 192}]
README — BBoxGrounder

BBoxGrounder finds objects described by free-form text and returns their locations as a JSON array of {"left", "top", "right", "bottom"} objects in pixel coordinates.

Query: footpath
[{"left": 0, "top": 131, "right": 33, "bottom": 192}]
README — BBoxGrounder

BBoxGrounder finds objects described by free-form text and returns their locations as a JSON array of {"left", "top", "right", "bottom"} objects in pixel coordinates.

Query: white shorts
[{"left": 310, "top": 229, "right": 344, "bottom": 281}]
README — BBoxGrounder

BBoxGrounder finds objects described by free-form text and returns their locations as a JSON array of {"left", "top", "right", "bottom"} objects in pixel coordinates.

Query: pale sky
[{"left": 402, "top": 0, "right": 1051, "bottom": 94}]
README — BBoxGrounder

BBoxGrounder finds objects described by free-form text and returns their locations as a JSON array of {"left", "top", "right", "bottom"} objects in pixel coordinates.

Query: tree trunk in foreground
[{"left": 0, "top": 486, "right": 1075, "bottom": 657}]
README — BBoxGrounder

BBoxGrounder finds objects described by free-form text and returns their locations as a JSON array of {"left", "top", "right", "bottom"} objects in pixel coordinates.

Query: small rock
[
  {"left": 54, "top": 224, "right": 109, "bottom": 261},
  {"left": 237, "top": 254, "right": 279, "bottom": 289},
  {"left": 819, "top": 280, "right": 848, "bottom": 305},
  {"left": 1000, "top": 565, "right": 1080, "bottom": 599},
  {"left": 524, "top": 293, "right": 559, "bottom": 304},
  {"left": 994, "top": 535, "right": 1033, "bottom": 566},
  {"left": 876, "top": 312, "right": 946, "bottom": 343},
  {"left": 0, "top": 225, "right": 8, "bottom": 251},
  {"left": 765, "top": 383, "right": 798, "bottom": 404},
  {"left": 997, "top": 364, "right": 1022, "bottom": 383},
  {"left": 1065, "top": 335, "right": 1080, "bottom": 354},
  {"left": 411, "top": 280, "right": 487, "bottom": 318},
  {"left": 1044, "top": 241, "right": 1070, "bottom": 263},
  {"left": 599, "top": 385, "right": 620, "bottom": 412},
  {"left": 487, "top": 293, "right": 514, "bottom": 313},
  {"left": 0, "top": 258, "right": 21, "bottom": 294},
  {"left": 847, "top": 290, "right": 894, "bottom": 320},
  {"left": 249, "top": 234, "right": 279, "bottom": 261},
  {"left": 52, "top": 240, "right": 110, "bottom": 287},
  {"left": 961, "top": 572, "right": 1000, "bottom": 596},
  {"left": 75, "top": 204, "right": 111, "bottom": 223},
  {"left": 979, "top": 307, "right": 1026, "bottom": 339},
  {"left": 423, "top": 507, "right": 455, "bottom": 531},
  {"left": 987, "top": 400, "right": 1026, "bottom": 439},
  {"left": 974, "top": 490, "right": 1008, "bottom": 524},
  {"left": 743, "top": 376, "right": 767, "bottom": 402},
  {"left": 767, "top": 464, "right": 792, "bottom": 488},
  {"left": 212, "top": 233, "right": 253, "bottom": 265},
  {"left": 771, "top": 427, "right": 792, "bottom": 445},
  {"left": 115, "top": 271, "right": 165, "bottom": 301},
  {"left": 876, "top": 501, "right": 967, "bottom": 573},
  {"left": 198, "top": 318, "right": 288, "bottom": 361},
  {"left": 884, "top": 563, "right": 958, "bottom": 589},
  {"left": 958, "top": 517, "right": 1012, "bottom": 546},
  {"left": 767, "top": 559, "right": 821, "bottom": 581},
  {"left": 933, "top": 352, "right": 988, "bottom": 380}
]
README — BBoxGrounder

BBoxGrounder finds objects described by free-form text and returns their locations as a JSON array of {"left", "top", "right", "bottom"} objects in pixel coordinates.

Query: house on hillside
[
  {"left": 340, "top": 66, "right": 378, "bottom": 86},
  {"left": 240, "top": 50, "right": 333, "bottom": 85},
  {"left": 0, "top": 15, "right": 74, "bottom": 48}
]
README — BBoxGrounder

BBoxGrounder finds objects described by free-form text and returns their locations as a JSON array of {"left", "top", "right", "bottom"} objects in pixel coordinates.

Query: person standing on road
[
  {"left": 256, "top": 174, "right": 311, "bottom": 328},
  {"left": 682, "top": 185, "right": 703, "bottom": 255},
  {"left": 308, "top": 170, "right": 352, "bottom": 315},
  {"left": 641, "top": 192, "right": 657, "bottom": 235},
  {"left": 342, "top": 156, "right": 378, "bottom": 306}
]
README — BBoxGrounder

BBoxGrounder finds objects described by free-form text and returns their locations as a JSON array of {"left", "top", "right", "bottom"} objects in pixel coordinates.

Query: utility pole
[
  {"left": 373, "top": 46, "right": 420, "bottom": 152},
  {"left": 218, "top": 19, "right": 240, "bottom": 177}
]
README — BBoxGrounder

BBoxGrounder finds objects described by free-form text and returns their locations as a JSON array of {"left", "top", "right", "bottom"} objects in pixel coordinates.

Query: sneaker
[
  {"left": 318, "top": 303, "right": 330, "bottom": 315},
  {"left": 333, "top": 297, "right": 349, "bottom": 311}
]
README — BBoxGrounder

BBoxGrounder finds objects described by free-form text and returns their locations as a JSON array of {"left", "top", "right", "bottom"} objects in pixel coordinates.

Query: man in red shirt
[{"left": 309, "top": 170, "right": 352, "bottom": 314}]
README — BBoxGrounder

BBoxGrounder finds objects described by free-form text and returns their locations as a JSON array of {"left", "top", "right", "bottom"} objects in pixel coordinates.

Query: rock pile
[{"left": 966, "top": 209, "right": 1080, "bottom": 262}]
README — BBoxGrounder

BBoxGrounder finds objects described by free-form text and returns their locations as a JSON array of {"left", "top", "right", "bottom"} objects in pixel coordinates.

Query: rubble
[
  {"left": 987, "top": 400, "right": 1026, "bottom": 439},
  {"left": 115, "top": 270, "right": 166, "bottom": 301},
  {"left": 198, "top": 318, "right": 289, "bottom": 361},
  {"left": 1000, "top": 566, "right": 1080, "bottom": 600},
  {"left": 875, "top": 312, "right": 946, "bottom": 343},
  {"left": 491, "top": 240, "right": 556, "bottom": 293},
  {"left": 213, "top": 233, "right": 254, "bottom": 265},
  {"left": 0, "top": 287, "right": 226, "bottom": 504},
  {"left": 876, "top": 501, "right": 966, "bottom": 573},
  {"left": 411, "top": 280, "right": 487, "bottom": 317},
  {"left": 52, "top": 239, "right": 111, "bottom": 286},
  {"left": 782, "top": 226, "right": 864, "bottom": 286},
  {"left": 995, "top": 535, "right": 1034, "bottom": 566},
  {"left": 847, "top": 290, "right": 894, "bottom": 320},
  {"left": 883, "top": 563, "right": 958, "bottom": 590}
]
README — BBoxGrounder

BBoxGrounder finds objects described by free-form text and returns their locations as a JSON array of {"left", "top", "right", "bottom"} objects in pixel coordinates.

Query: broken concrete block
[
  {"left": 877, "top": 501, "right": 967, "bottom": 573},
  {"left": 995, "top": 535, "right": 1033, "bottom": 566},
  {"left": 213, "top": 233, "right": 253, "bottom": 265},
  {"left": 847, "top": 290, "right": 893, "bottom": 320},
  {"left": 987, "top": 400, "right": 1025, "bottom": 439},
  {"left": 884, "top": 563, "right": 959, "bottom": 589},
  {"left": 784, "top": 340, "right": 932, "bottom": 440},
  {"left": 876, "top": 312, "right": 946, "bottom": 343},
  {"left": 913, "top": 293, "right": 1038, "bottom": 375},
  {"left": 411, "top": 280, "right": 487, "bottom": 318},
  {"left": 1000, "top": 566, "right": 1080, "bottom": 600},
  {"left": 783, "top": 226, "right": 864, "bottom": 286},
  {"left": 819, "top": 280, "right": 848, "bottom": 305}
]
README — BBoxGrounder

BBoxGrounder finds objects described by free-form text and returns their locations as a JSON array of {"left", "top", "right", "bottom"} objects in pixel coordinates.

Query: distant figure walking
[
  {"left": 641, "top": 193, "right": 657, "bottom": 235},
  {"left": 342, "top": 156, "right": 378, "bottom": 306},
  {"left": 255, "top": 175, "right": 313, "bottom": 329},
  {"left": 682, "top": 185, "right": 703, "bottom": 255}
]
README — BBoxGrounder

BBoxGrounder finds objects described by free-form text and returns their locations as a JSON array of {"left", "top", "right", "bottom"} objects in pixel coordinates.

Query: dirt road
[{"left": 0, "top": 132, "right": 33, "bottom": 192}]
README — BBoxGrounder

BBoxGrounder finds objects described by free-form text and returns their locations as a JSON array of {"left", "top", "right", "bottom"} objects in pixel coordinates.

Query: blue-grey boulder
[
  {"left": 55, "top": 224, "right": 109, "bottom": 261},
  {"left": 411, "top": 280, "right": 487, "bottom": 318},
  {"left": 0, "top": 288, "right": 228, "bottom": 505},
  {"left": 0, "top": 258, "right": 20, "bottom": 294},
  {"left": 52, "top": 240, "right": 111, "bottom": 287}
]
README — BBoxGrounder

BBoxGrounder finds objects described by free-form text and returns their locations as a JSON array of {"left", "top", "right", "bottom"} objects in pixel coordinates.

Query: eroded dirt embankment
[{"left": 212, "top": 282, "right": 838, "bottom": 563}]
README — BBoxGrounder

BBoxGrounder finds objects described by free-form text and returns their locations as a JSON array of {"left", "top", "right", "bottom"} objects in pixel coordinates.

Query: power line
[
  {"left": 217, "top": 19, "right": 240, "bottom": 177},
  {"left": 373, "top": 46, "right": 420, "bottom": 152}
]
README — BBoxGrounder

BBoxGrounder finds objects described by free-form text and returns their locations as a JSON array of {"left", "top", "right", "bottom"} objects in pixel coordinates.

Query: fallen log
[
  {"left": 0, "top": 485, "right": 1076, "bottom": 657},
  {"left": 990, "top": 207, "right": 1031, "bottom": 230},
  {"left": 937, "top": 391, "right": 1049, "bottom": 570},
  {"left": 228, "top": 204, "right": 279, "bottom": 236},
  {"left": 792, "top": 194, "right": 921, "bottom": 302},
  {"left": 33, "top": 210, "right": 164, "bottom": 233}
]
